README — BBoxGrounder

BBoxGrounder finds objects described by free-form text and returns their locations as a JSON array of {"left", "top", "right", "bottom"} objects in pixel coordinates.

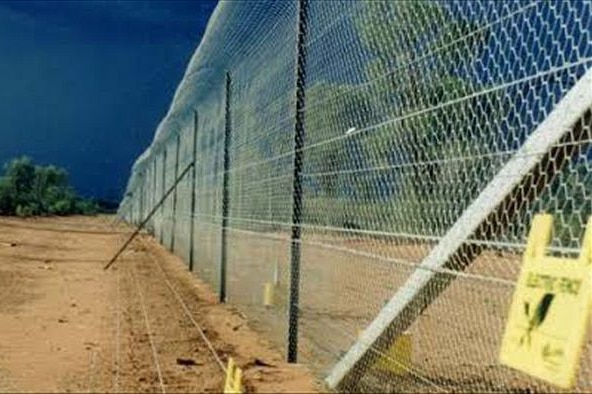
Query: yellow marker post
[
  {"left": 358, "top": 329, "right": 412, "bottom": 375},
  {"left": 500, "top": 214, "right": 592, "bottom": 388},
  {"left": 375, "top": 332, "right": 412, "bottom": 375},
  {"left": 224, "top": 357, "right": 243, "bottom": 394},
  {"left": 263, "top": 282, "right": 274, "bottom": 307}
]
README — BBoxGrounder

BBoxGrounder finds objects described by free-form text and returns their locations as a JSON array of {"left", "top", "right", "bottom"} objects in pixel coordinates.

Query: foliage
[
  {"left": 229, "top": 1, "right": 586, "bottom": 248},
  {"left": 0, "top": 156, "right": 98, "bottom": 217},
  {"left": 296, "top": 1, "right": 500, "bottom": 232},
  {"left": 304, "top": 82, "right": 371, "bottom": 199},
  {"left": 354, "top": 1, "right": 497, "bottom": 204}
]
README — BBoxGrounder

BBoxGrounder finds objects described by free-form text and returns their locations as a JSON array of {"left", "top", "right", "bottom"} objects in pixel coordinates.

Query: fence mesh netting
[{"left": 119, "top": 1, "right": 592, "bottom": 392}]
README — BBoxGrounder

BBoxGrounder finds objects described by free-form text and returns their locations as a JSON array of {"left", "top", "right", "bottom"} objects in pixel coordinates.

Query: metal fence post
[
  {"left": 189, "top": 110, "right": 199, "bottom": 271},
  {"left": 128, "top": 192, "right": 132, "bottom": 224},
  {"left": 287, "top": 0, "right": 308, "bottom": 364},
  {"left": 134, "top": 192, "right": 137, "bottom": 225},
  {"left": 130, "top": 192, "right": 135, "bottom": 225},
  {"left": 139, "top": 172, "right": 145, "bottom": 224},
  {"left": 171, "top": 132, "right": 181, "bottom": 252},
  {"left": 220, "top": 71, "right": 232, "bottom": 303},
  {"left": 145, "top": 166, "right": 150, "bottom": 225},
  {"left": 160, "top": 147, "right": 167, "bottom": 245},
  {"left": 150, "top": 156, "right": 158, "bottom": 236},
  {"left": 133, "top": 188, "right": 137, "bottom": 225},
  {"left": 130, "top": 193, "right": 136, "bottom": 223},
  {"left": 105, "top": 160, "right": 195, "bottom": 270}
]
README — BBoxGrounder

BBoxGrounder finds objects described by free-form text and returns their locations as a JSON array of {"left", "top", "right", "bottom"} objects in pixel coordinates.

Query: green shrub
[{"left": 0, "top": 156, "right": 97, "bottom": 217}]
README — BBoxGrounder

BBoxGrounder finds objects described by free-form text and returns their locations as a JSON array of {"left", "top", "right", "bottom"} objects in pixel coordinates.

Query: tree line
[{"left": 0, "top": 156, "right": 99, "bottom": 217}]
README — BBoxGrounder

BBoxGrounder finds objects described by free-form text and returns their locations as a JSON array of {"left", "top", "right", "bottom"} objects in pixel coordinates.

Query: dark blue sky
[{"left": 0, "top": 0, "right": 217, "bottom": 201}]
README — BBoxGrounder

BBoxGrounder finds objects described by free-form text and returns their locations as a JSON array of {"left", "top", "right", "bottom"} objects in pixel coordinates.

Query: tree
[
  {"left": 298, "top": 2, "right": 505, "bottom": 232},
  {"left": 350, "top": 1, "right": 503, "bottom": 232},
  {"left": 0, "top": 156, "right": 98, "bottom": 217},
  {"left": 304, "top": 82, "right": 370, "bottom": 199},
  {"left": 4, "top": 156, "right": 37, "bottom": 213}
]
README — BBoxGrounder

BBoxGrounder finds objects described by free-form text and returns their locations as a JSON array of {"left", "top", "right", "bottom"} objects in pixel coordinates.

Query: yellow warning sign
[{"left": 500, "top": 214, "right": 592, "bottom": 388}]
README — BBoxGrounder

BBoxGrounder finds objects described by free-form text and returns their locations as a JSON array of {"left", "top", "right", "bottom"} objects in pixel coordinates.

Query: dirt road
[{"left": 0, "top": 216, "right": 318, "bottom": 393}]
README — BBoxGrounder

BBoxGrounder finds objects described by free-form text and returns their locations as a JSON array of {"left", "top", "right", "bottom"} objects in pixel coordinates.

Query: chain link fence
[{"left": 119, "top": 1, "right": 592, "bottom": 392}]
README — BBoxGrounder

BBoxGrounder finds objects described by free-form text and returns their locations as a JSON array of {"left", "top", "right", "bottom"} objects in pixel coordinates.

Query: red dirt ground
[{"left": 0, "top": 215, "right": 320, "bottom": 393}]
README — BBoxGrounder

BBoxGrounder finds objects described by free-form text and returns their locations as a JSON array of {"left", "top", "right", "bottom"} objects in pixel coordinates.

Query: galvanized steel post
[
  {"left": 219, "top": 71, "right": 232, "bottom": 303},
  {"left": 189, "top": 110, "right": 199, "bottom": 271},
  {"left": 160, "top": 147, "right": 167, "bottom": 245},
  {"left": 287, "top": 0, "right": 308, "bottom": 364},
  {"left": 171, "top": 132, "right": 181, "bottom": 252}
]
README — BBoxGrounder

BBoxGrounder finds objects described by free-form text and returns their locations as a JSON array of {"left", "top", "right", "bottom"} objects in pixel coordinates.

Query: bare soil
[
  {"left": 203, "top": 228, "right": 592, "bottom": 393},
  {"left": 0, "top": 216, "right": 319, "bottom": 393}
]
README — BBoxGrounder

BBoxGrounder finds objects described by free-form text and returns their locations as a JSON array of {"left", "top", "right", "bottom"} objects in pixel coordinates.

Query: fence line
[{"left": 120, "top": 1, "right": 592, "bottom": 392}]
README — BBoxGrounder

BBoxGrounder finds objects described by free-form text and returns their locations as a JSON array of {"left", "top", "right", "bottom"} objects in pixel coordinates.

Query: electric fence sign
[{"left": 500, "top": 214, "right": 592, "bottom": 388}]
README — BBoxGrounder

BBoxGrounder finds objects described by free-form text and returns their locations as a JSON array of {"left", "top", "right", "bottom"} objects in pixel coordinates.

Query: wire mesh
[{"left": 120, "top": 0, "right": 592, "bottom": 392}]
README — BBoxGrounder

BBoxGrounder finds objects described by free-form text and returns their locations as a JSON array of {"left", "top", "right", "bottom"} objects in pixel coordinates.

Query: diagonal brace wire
[{"left": 104, "top": 162, "right": 194, "bottom": 270}]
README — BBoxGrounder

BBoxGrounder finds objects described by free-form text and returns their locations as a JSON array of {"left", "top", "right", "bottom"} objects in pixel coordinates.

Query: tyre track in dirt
[
  {"left": 113, "top": 245, "right": 226, "bottom": 393},
  {"left": 0, "top": 216, "right": 319, "bottom": 393}
]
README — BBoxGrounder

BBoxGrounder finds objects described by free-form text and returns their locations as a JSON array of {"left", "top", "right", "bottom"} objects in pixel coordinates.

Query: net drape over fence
[{"left": 119, "top": 1, "right": 592, "bottom": 392}]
